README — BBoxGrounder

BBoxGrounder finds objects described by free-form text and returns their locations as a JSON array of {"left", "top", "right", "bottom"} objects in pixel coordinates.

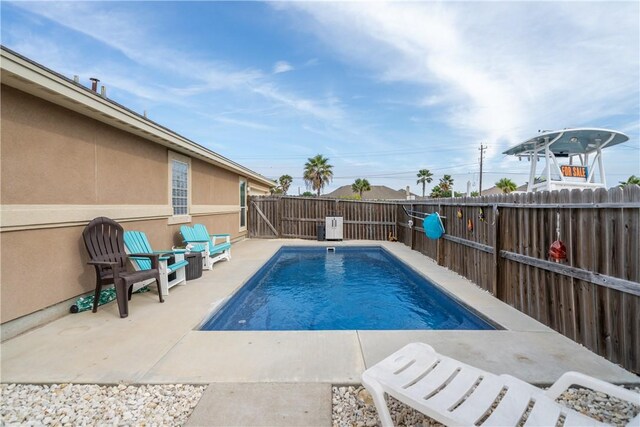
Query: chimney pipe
[{"left": 89, "top": 77, "right": 100, "bottom": 92}]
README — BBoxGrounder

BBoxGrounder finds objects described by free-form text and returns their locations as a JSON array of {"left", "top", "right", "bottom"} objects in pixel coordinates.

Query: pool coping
[{"left": 1, "top": 239, "right": 638, "bottom": 385}]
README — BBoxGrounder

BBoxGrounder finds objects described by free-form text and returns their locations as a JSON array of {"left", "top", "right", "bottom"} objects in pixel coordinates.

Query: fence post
[
  {"left": 409, "top": 203, "right": 415, "bottom": 250},
  {"left": 277, "top": 197, "right": 283, "bottom": 237},
  {"left": 492, "top": 203, "right": 501, "bottom": 296},
  {"left": 436, "top": 203, "right": 444, "bottom": 265},
  {"left": 396, "top": 203, "right": 401, "bottom": 244},
  {"left": 247, "top": 196, "right": 253, "bottom": 238}
]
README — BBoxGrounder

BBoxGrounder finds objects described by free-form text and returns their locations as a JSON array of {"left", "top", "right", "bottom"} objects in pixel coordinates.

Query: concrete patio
[{"left": 1, "top": 239, "right": 638, "bottom": 425}]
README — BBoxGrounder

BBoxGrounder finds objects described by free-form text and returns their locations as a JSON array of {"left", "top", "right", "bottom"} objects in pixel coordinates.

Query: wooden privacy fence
[
  {"left": 249, "top": 196, "right": 397, "bottom": 240},
  {"left": 398, "top": 186, "right": 640, "bottom": 373},
  {"left": 248, "top": 187, "right": 640, "bottom": 373}
]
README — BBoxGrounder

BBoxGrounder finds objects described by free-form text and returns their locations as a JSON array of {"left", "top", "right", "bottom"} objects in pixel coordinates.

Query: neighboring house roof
[
  {"left": 0, "top": 46, "right": 275, "bottom": 188},
  {"left": 325, "top": 185, "right": 416, "bottom": 200},
  {"left": 481, "top": 184, "right": 528, "bottom": 195}
]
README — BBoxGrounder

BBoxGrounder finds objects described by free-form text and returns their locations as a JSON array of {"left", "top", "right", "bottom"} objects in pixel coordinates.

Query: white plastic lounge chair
[{"left": 362, "top": 342, "right": 640, "bottom": 427}]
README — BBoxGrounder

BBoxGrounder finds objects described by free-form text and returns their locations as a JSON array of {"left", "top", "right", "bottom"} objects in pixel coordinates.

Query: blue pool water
[{"left": 200, "top": 246, "right": 496, "bottom": 331}]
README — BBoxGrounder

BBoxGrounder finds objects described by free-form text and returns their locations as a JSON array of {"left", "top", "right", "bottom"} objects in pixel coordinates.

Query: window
[
  {"left": 240, "top": 178, "right": 247, "bottom": 230},
  {"left": 168, "top": 151, "right": 191, "bottom": 224},
  {"left": 172, "top": 160, "right": 189, "bottom": 215}
]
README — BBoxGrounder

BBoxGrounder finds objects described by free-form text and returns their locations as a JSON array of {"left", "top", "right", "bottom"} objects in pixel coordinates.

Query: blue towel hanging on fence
[{"left": 424, "top": 213, "right": 445, "bottom": 239}]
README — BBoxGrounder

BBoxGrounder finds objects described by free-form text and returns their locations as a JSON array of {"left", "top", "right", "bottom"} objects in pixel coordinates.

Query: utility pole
[{"left": 478, "top": 144, "right": 487, "bottom": 195}]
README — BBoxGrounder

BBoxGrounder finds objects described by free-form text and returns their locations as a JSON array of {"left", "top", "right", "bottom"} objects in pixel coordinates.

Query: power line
[
  {"left": 263, "top": 161, "right": 480, "bottom": 180},
  {"left": 236, "top": 143, "right": 640, "bottom": 164},
  {"left": 481, "top": 170, "right": 637, "bottom": 177},
  {"left": 229, "top": 144, "right": 485, "bottom": 160}
]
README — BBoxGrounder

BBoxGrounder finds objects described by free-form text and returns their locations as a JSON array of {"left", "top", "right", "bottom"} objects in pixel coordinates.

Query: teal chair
[
  {"left": 180, "top": 224, "right": 231, "bottom": 270},
  {"left": 124, "top": 231, "right": 189, "bottom": 296}
]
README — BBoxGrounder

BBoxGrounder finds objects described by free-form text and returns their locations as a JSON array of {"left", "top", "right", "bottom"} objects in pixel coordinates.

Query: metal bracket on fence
[{"left": 402, "top": 205, "right": 447, "bottom": 221}]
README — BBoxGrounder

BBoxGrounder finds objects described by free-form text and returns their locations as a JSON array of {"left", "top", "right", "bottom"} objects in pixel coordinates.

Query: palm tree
[
  {"left": 430, "top": 184, "right": 443, "bottom": 198},
  {"left": 416, "top": 169, "right": 433, "bottom": 198},
  {"left": 351, "top": 178, "right": 371, "bottom": 199},
  {"left": 278, "top": 175, "right": 293, "bottom": 195},
  {"left": 619, "top": 175, "right": 640, "bottom": 187},
  {"left": 303, "top": 154, "right": 333, "bottom": 196},
  {"left": 439, "top": 175, "right": 454, "bottom": 194},
  {"left": 495, "top": 177, "right": 517, "bottom": 194}
]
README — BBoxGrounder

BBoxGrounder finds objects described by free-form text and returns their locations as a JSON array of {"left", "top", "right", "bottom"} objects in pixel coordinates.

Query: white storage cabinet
[{"left": 325, "top": 216, "right": 343, "bottom": 241}]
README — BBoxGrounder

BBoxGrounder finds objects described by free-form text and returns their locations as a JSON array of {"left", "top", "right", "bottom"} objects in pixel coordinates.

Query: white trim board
[
  {"left": 0, "top": 204, "right": 171, "bottom": 231},
  {"left": 190, "top": 205, "right": 240, "bottom": 215},
  {"left": 1, "top": 204, "right": 243, "bottom": 231}
]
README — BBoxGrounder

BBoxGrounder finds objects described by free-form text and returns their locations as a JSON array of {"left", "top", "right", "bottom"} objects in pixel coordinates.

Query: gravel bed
[
  {"left": 3, "top": 382, "right": 637, "bottom": 426},
  {"left": 1, "top": 383, "right": 205, "bottom": 426},
  {"left": 332, "top": 385, "right": 640, "bottom": 427}
]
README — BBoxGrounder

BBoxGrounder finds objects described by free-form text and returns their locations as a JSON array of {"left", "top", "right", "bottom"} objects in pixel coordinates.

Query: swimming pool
[{"left": 200, "top": 246, "right": 496, "bottom": 331}]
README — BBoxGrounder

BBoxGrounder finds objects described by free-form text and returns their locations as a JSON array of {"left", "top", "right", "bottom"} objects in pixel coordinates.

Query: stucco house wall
[{"left": 0, "top": 47, "right": 274, "bottom": 329}]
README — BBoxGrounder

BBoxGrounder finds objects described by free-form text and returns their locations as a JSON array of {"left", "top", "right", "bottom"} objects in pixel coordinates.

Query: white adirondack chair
[{"left": 180, "top": 224, "right": 231, "bottom": 270}]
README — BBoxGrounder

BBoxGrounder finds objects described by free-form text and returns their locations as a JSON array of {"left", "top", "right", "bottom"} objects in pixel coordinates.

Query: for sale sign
[{"left": 560, "top": 165, "right": 587, "bottom": 178}]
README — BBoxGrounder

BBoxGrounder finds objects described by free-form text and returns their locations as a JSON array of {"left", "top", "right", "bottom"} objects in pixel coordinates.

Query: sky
[{"left": 2, "top": 1, "right": 639, "bottom": 196}]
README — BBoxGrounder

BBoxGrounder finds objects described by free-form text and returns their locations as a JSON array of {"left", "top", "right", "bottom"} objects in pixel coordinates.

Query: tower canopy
[
  {"left": 503, "top": 128, "right": 629, "bottom": 192},
  {"left": 503, "top": 128, "right": 628, "bottom": 157}
]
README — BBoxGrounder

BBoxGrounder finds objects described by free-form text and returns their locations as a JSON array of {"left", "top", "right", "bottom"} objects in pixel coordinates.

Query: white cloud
[
  {"left": 419, "top": 95, "right": 445, "bottom": 107},
  {"left": 273, "top": 61, "right": 294, "bottom": 74},
  {"left": 252, "top": 84, "right": 344, "bottom": 122},
  {"left": 279, "top": 2, "right": 639, "bottom": 161},
  {"left": 8, "top": 1, "right": 346, "bottom": 125},
  {"left": 211, "top": 116, "right": 274, "bottom": 131},
  {"left": 8, "top": 2, "right": 263, "bottom": 99}
]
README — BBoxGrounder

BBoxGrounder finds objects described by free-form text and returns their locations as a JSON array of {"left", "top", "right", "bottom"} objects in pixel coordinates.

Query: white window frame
[
  {"left": 168, "top": 151, "right": 192, "bottom": 225},
  {"left": 239, "top": 177, "right": 247, "bottom": 231}
]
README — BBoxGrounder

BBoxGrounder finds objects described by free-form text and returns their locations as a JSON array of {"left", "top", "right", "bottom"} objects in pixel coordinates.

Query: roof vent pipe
[
  {"left": 89, "top": 77, "right": 99, "bottom": 92},
  {"left": 100, "top": 85, "right": 107, "bottom": 97},
  {"left": 73, "top": 75, "right": 80, "bottom": 83}
]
